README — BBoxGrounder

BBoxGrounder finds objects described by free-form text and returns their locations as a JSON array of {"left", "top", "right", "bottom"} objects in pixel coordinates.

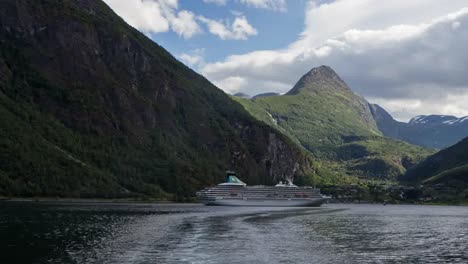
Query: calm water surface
[{"left": 0, "top": 202, "right": 467, "bottom": 264}]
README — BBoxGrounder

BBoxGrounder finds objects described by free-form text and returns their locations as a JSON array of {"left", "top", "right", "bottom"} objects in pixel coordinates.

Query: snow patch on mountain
[{"left": 410, "top": 115, "right": 468, "bottom": 125}]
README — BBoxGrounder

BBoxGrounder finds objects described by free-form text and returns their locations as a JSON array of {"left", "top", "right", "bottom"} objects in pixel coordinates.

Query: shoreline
[
  {"left": 328, "top": 200, "right": 468, "bottom": 206},
  {"left": 1, "top": 197, "right": 466, "bottom": 206},
  {"left": 0, "top": 197, "right": 186, "bottom": 204}
]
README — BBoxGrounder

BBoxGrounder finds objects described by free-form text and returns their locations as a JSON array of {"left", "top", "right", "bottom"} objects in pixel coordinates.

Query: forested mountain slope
[{"left": 0, "top": 0, "right": 315, "bottom": 198}]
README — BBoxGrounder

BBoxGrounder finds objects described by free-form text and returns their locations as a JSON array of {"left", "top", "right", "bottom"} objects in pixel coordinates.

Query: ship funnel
[{"left": 221, "top": 171, "right": 246, "bottom": 186}]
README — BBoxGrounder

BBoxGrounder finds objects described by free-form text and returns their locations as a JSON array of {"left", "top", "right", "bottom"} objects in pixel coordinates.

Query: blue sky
[
  {"left": 151, "top": 0, "right": 307, "bottom": 63},
  {"left": 104, "top": 0, "right": 468, "bottom": 121}
]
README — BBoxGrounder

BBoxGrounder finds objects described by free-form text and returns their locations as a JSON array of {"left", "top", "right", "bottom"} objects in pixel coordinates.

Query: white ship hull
[
  {"left": 197, "top": 173, "right": 328, "bottom": 207},
  {"left": 201, "top": 197, "right": 328, "bottom": 207}
]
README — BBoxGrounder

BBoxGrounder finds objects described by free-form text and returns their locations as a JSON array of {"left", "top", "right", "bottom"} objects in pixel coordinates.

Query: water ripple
[{"left": 1, "top": 202, "right": 467, "bottom": 264}]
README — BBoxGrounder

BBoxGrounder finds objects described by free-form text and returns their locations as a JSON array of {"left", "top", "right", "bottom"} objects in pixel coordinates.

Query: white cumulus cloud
[
  {"left": 203, "top": 0, "right": 287, "bottom": 11},
  {"left": 201, "top": 1, "right": 468, "bottom": 121},
  {"left": 239, "top": 0, "right": 287, "bottom": 12},
  {"left": 203, "top": 0, "right": 228, "bottom": 6},
  {"left": 178, "top": 48, "right": 206, "bottom": 68},
  {"left": 104, "top": 0, "right": 262, "bottom": 40},
  {"left": 198, "top": 15, "right": 258, "bottom": 40},
  {"left": 103, "top": 0, "right": 174, "bottom": 34},
  {"left": 213, "top": 76, "right": 248, "bottom": 93},
  {"left": 167, "top": 10, "right": 201, "bottom": 39},
  {"left": 179, "top": 53, "right": 204, "bottom": 67},
  {"left": 104, "top": 0, "right": 200, "bottom": 38}
]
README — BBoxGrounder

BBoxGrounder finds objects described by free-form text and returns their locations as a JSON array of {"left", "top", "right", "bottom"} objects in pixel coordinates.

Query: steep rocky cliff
[{"left": 0, "top": 0, "right": 314, "bottom": 198}]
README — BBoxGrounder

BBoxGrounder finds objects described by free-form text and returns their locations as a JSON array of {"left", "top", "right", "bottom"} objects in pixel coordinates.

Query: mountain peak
[
  {"left": 233, "top": 92, "right": 251, "bottom": 99},
  {"left": 308, "top": 65, "right": 337, "bottom": 76},
  {"left": 286, "top": 65, "right": 350, "bottom": 95},
  {"left": 369, "top": 104, "right": 397, "bottom": 123}
]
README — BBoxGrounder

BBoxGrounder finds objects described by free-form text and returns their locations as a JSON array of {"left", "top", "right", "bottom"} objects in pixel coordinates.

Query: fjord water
[{"left": 1, "top": 203, "right": 467, "bottom": 264}]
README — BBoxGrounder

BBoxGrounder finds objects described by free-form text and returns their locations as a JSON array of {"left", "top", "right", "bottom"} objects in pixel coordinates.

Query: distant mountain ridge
[
  {"left": 370, "top": 104, "right": 468, "bottom": 149},
  {"left": 252, "top": 92, "right": 280, "bottom": 99},
  {"left": 233, "top": 92, "right": 251, "bottom": 99},
  {"left": 232, "top": 92, "right": 280, "bottom": 100},
  {"left": 409, "top": 115, "right": 468, "bottom": 125}
]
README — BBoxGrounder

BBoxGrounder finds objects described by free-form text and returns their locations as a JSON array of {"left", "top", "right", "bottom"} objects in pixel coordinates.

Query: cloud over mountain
[
  {"left": 104, "top": 0, "right": 258, "bottom": 40},
  {"left": 204, "top": 0, "right": 287, "bottom": 12},
  {"left": 198, "top": 15, "right": 257, "bottom": 40},
  {"left": 201, "top": 1, "right": 468, "bottom": 120}
]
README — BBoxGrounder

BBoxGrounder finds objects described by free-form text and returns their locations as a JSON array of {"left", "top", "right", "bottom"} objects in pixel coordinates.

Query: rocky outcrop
[
  {"left": 287, "top": 65, "right": 350, "bottom": 95},
  {"left": 369, "top": 104, "right": 402, "bottom": 138},
  {"left": 286, "top": 65, "right": 378, "bottom": 132}
]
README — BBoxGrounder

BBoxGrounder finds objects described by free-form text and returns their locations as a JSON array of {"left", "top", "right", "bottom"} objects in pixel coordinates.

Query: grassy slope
[
  {"left": 424, "top": 165, "right": 468, "bottom": 184},
  {"left": 233, "top": 86, "right": 433, "bottom": 180},
  {"left": 404, "top": 138, "right": 468, "bottom": 187},
  {"left": 232, "top": 94, "right": 362, "bottom": 186},
  {"left": 251, "top": 91, "right": 379, "bottom": 152}
]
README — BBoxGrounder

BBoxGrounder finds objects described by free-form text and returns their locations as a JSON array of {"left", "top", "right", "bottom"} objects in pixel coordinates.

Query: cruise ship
[{"left": 196, "top": 171, "right": 329, "bottom": 207}]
